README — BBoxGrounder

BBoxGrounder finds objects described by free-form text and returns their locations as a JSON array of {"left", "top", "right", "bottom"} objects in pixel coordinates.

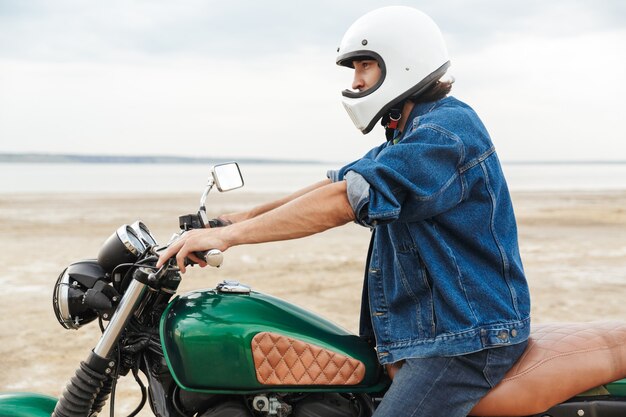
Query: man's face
[{"left": 351, "top": 59, "right": 381, "bottom": 92}]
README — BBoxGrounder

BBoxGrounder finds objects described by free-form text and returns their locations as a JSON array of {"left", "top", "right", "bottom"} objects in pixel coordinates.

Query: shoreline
[{"left": 3, "top": 162, "right": 626, "bottom": 195}]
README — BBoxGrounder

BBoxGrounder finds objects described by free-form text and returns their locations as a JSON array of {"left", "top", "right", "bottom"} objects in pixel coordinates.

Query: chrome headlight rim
[{"left": 52, "top": 268, "right": 78, "bottom": 330}]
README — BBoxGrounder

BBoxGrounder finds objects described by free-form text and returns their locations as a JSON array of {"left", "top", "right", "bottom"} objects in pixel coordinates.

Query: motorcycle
[{"left": 1, "top": 162, "right": 626, "bottom": 417}]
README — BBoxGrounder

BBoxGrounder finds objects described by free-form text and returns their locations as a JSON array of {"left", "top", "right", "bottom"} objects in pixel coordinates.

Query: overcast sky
[{"left": 1, "top": 0, "right": 625, "bottom": 162}]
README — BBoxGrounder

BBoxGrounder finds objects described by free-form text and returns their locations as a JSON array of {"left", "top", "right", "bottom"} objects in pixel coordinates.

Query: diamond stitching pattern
[{"left": 251, "top": 332, "right": 366, "bottom": 386}]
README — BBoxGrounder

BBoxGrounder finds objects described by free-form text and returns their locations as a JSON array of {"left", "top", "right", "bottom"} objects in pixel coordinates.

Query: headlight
[
  {"left": 52, "top": 260, "right": 118, "bottom": 330},
  {"left": 98, "top": 224, "right": 147, "bottom": 273}
]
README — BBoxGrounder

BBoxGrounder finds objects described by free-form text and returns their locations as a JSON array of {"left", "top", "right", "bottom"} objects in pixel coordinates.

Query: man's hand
[{"left": 156, "top": 228, "right": 229, "bottom": 273}]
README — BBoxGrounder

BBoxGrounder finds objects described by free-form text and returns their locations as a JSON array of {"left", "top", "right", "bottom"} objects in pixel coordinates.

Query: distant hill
[{"left": 0, "top": 152, "right": 327, "bottom": 165}]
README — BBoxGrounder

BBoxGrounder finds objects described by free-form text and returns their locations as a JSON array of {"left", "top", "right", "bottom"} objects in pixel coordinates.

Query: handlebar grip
[
  {"left": 188, "top": 249, "right": 223, "bottom": 268},
  {"left": 204, "top": 249, "right": 224, "bottom": 267}
]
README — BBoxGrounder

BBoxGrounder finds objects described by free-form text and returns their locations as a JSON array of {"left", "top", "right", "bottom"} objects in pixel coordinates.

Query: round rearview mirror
[{"left": 211, "top": 162, "right": 244, "bottom": 192}]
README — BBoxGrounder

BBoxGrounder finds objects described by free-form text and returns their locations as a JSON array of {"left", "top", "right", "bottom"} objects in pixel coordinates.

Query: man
[{"left": 158, "top": 6, "right": 530, "bottom": 416}]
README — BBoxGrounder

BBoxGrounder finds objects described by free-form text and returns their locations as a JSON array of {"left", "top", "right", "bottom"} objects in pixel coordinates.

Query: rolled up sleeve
[
  {"left": 347, "top": 126, "right": 465, "bottom": 226},
  {"left": 326, "top": 169, "right": 340, "bottom": 182},
  {"left": 344, "top": 171, "right": 372, "bottom": 226}
]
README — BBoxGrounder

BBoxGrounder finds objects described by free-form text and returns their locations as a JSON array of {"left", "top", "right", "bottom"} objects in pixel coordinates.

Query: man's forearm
[
  {"left": 221, "top": 178, "right": 332, "bottom": 223},
  {"left": 223, "top": 180, "right": 355, "bottom": 246}
]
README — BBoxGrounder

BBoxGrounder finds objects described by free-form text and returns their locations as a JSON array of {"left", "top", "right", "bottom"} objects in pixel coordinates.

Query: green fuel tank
[{"left": 160, "top": 282, "right": 386, "bottom": 394}]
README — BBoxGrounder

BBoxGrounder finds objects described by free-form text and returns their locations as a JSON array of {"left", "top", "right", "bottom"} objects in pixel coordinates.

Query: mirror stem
[
  {"left": 199, "top": 207, "right": 209, "bottom": 227},
  {"left": 198, "top": 179, "right": 215, "bottom": 228}
]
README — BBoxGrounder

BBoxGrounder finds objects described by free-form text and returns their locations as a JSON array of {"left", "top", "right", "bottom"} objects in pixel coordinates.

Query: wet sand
[{"left": 1, "top": 190, "right": 625, "bottom": 416}]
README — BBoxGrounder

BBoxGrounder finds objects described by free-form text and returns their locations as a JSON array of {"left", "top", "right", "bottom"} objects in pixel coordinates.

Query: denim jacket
[{"left": 329, "top": 96, "right": 530, "bottom": 365}]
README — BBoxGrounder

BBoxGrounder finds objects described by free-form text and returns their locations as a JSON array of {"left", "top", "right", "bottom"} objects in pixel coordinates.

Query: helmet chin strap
[{"left": 381, "top": 103, "right": 404, "bottom": 142}]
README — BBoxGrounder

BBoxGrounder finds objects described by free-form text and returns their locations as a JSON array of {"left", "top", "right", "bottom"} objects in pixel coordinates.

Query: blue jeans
[{"left": 373, "top": 341, "right": 528, "bottom": 417}]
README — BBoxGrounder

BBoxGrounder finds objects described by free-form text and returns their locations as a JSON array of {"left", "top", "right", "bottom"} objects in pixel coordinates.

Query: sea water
[{"left": 0, "top": 162, "right": 625, "bottom": 194}]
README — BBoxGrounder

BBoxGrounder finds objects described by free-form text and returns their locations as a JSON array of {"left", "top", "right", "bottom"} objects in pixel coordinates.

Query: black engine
[{"left": 196, "top": 393, "right": 373, "bottom": 417}]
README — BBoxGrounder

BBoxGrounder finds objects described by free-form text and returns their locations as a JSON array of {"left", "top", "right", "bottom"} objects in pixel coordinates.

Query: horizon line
[{"left": 0, "top": 152, "right": 625, "bottom": 165}]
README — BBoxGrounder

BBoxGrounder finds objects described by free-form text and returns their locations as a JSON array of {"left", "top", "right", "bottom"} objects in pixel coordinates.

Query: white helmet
[{"left": 336, "top": 6, "right": 450, "bottom": 134}]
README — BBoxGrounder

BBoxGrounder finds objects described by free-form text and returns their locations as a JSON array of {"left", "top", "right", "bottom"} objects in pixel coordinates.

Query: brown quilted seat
[
  {"left": 470, "top": 322, "right": 626, "bottom": 416},
  {"left": 251, "top": 332, "right": 366, "bottom": 386}
]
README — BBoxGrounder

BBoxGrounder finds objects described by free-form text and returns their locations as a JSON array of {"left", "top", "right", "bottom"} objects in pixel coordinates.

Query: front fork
[
  {"left": 94, "top": 279, "right": 148, "bottom": 358},
  {"left": 52, "top": 279, "right": 148, "bottom": 417}
]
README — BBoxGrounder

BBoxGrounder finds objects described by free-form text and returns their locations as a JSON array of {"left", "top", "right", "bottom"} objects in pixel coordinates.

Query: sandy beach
[{"left": 1, "top": 190, "right": 625, "bottom": 416}]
